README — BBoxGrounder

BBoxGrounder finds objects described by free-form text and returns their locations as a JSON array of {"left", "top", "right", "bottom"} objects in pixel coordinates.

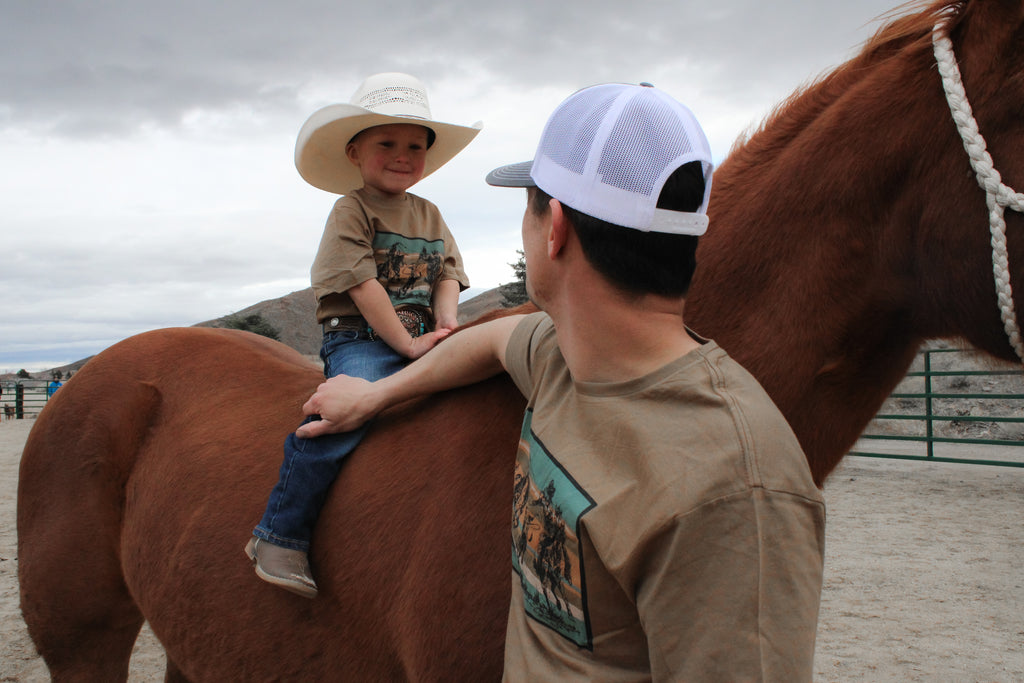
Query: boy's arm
[
  {"left": 297, "top": 314, "right": 524, "bottom": 438},
  {"left": 348, "top": 279, "right": 449, "bottom": 359},
  {"left": 431, "top": 278, "right": 461, "bottom": 331}
]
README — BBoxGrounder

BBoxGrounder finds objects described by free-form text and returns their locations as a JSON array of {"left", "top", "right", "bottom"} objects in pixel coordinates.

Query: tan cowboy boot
[{"left": 244, "top": 537, "right": 318, "bottom": 598}]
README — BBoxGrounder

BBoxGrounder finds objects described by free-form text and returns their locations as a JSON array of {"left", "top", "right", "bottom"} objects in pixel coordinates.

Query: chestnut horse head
[{"left": 687, "top": 0, "right": 1024, "bottom": 484}]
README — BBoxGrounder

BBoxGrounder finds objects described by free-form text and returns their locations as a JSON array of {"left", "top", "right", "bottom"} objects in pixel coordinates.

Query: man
[{"left": 299, "top": 82, "right": 825, "bottom": 681}]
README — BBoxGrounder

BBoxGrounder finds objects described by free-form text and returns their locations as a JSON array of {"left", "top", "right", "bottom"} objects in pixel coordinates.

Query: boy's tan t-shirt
[
  {"left": 310, "top": 188, "right": 469, "bottom": 323},
  {"left": 501, "top": 312, "right": 826, "bottom": 682}
]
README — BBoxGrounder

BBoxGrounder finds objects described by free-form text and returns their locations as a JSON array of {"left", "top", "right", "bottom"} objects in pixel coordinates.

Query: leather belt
[
  {"left": 323, "top": 316, "right": 368, "bottom": 334},
  {"left": 322, "top": 309, "right": 430, "bottom": 340}
]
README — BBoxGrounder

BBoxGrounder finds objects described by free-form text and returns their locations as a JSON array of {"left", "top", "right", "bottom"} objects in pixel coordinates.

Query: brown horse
[{"left": 17, "top": 0, "right": 1023, "bottom": 680}]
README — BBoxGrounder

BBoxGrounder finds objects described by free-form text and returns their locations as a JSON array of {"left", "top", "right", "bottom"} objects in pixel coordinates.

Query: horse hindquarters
[
  {"left": 16, "top": 325, "right": 521, "bottom": 680},
  {"left": 17, "top": 374, "right": 161, "bottom": 682}
]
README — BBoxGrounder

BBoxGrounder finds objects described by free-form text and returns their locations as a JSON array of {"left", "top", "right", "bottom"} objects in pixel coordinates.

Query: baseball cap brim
[{"left": 485, "top": 161, "right": 535, "bottom": 188}]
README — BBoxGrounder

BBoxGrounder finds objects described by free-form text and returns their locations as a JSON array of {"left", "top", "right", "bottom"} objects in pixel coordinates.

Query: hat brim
[
  {"left": 485, "top": 161, "right": 535, "bottom": 188},
  {"left": 295, "top": 103, "right": 482, "bottom": 194}
]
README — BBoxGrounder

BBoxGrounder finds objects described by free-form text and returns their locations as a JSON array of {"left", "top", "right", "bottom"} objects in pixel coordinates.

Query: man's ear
[{"left": 548, "top": 199, "right": 569, "bottom": 259}]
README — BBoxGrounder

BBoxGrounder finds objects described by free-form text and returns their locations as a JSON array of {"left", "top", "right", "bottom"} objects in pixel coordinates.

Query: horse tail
[{"left": 17, "top": 338, "right": 162, "bottom": 681}]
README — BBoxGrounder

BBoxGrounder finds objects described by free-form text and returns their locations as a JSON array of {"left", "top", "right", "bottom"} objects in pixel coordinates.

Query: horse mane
[{"left": 726, "top": 0, "right": 967, "bottom": 162}]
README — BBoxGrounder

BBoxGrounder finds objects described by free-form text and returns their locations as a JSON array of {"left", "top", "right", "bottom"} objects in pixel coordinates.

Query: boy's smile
[{"left": 346, "top": 123, "right": 431, "bottom": 198}]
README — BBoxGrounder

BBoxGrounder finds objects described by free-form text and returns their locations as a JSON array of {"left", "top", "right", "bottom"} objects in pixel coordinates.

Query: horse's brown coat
[
  {"left": 17, "top": 1, "right": 1024, "bottom": 680},
  {"left": 19, "top": 328, "right": 524, "bottom": 680},
  {"left": 688, "top": 0, "right": 1024, "bottom": 482}
]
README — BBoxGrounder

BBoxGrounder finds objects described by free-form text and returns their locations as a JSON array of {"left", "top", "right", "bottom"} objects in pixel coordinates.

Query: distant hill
[
  {"left": 194, "top": 288, "right": 322, "bottom": 357},
  {"left": 194, "top": 286, "right": 508, "bottom": 357},
  {"left": 26, "top": 286, "right": 509, "bottom": 380}
]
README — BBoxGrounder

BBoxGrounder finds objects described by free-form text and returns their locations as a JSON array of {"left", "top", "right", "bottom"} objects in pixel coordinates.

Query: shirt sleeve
[
  {"left": 635, "top": 488, "right": 825, "bottom": 682},
  {"left": 503, "top": 312, "right": 552, "bottom": 399},
  {"left": 439, "top": 217, "right": 470, "bottom": 291},
  {"left": 309, "top": 197, "right": 379, "bottom": 299}
]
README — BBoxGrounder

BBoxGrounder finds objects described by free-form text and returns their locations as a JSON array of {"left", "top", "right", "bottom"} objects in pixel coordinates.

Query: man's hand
[
  {"left": 296, "top": 375, "right": 380, "bottom": 437},
  {"left": 296, "top": 314, "right": 524, "bottom": 439}
]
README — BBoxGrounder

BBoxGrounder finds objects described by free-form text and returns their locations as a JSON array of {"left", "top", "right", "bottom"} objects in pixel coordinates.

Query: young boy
[{"left": 246, "top": 72, "right": 481, "bottom": 598}]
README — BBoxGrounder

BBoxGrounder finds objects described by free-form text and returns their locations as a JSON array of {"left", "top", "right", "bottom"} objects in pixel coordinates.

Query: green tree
[
  {"left": 500, "top": 250, "right": 529, "bottom": 308},
  {"left": 16, "top": 369, "right": 30, "bottom": 379},
  {"left": 222, "top": 313, "right": 281, "bottom": 341}
]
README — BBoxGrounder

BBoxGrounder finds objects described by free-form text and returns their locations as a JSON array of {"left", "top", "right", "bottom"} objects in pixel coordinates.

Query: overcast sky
[{"left": 1, "top": 0, "right": 900, "bottom": 372}]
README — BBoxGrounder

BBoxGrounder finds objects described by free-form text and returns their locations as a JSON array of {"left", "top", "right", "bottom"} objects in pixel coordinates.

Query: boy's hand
[
  {"left": 404, "top": 328, "right": 451, "bottom": 359},
  {"left": 297, "top": 375, "right": 379, "bottom": 437}
]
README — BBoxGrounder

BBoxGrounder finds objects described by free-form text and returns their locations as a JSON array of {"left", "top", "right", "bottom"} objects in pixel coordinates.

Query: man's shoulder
[
  {"left": 504, "top": 312, "right": 558, "bottom": 395},
  {"left": 507, "top": 312, "right": 555, "bottom": 354},
  {"left": 693, "top": 343, "right": 820, "bottom": 498},
  {"left": 693, "top": 342, "right": 771, "bottom": 398}
]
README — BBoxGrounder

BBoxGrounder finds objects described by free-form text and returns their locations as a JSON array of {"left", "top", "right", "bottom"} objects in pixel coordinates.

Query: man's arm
[{"left": 297, "top": 314, "right": 525, "bottom": 438}]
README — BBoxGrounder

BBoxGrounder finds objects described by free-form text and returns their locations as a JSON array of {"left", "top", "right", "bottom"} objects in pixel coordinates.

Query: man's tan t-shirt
[
  {"left": 310, "top": 189, "right": 469, "bottom": 323},
  {"left": 501, "top": 312, "right": 826, "bottom": 682}
]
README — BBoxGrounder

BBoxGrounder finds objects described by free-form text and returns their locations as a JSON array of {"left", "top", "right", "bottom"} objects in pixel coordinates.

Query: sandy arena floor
[{"left": 1, "top": 417, "right": 1021, "bottom": 681}]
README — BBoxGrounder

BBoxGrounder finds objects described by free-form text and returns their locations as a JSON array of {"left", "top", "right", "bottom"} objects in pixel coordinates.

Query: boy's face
[{"left": 345, "top": 123, "right": 430, "bottom": 198}]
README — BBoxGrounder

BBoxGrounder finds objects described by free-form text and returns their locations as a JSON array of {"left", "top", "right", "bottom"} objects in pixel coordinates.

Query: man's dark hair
[{"left": 529, "top": 161, "right": 705, "bottom": 297}]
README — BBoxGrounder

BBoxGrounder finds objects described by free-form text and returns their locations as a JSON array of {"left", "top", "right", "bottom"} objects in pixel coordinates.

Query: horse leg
[
  {"left": 33, "top": 612, "right": 144, "bottom": 683},
  {"left": 17, "top": 377, "right": 161, "bottom": 681},
  {"left": 164, "top": 657, "right": 192, "bottom": 683}
]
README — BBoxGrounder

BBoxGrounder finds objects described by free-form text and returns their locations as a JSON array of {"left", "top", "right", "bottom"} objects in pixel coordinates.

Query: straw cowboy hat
[{"left": 295, "top": 72, "right": 483, "bottom": 194}]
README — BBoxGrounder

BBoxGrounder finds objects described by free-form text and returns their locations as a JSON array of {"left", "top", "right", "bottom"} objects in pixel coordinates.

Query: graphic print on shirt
[
  {"left": 372, "top": 231, "right": 445, "bottom": 308},
  {"left": 512, "top": 410, "right": 596, "bottom": 648}
]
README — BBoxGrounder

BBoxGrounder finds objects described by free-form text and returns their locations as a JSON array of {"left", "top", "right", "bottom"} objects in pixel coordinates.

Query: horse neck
[
  {"left": 687, "top": 0, "right": 1024, "bottom": 483},
  {"left": 936, "top": 0, "right": 1024, "bottom": 362}
]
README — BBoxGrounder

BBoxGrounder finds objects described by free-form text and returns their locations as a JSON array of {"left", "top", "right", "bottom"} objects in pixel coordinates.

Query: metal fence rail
[
  {"left": 5, "top": 348, "right": 1023, "bottom": 468},
  {"left": 850, "top": 347, "right": 1024, "bottom": 468},
  {"left": 1, "top": 380, "right": 61, "bottom": 420}
]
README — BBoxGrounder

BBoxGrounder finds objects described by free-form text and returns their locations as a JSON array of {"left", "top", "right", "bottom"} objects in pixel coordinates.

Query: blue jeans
[{"left": 253, "top": 330, "right": 407, "bottom": 551}]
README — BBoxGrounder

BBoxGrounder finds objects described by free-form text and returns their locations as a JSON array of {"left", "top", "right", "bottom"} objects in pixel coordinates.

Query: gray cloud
[
  {"left": 0, "top": 0, "right": 902, "bottom": 370},
  {"left": 2, "top": 0, "right": 895, "bottom": 138}
]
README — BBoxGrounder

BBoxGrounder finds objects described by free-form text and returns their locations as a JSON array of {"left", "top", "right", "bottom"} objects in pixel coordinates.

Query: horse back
[
  {"left": 18, "top": 326, "right": 524, "bottom": 680},
  {"left": 16, "top": 327, "right": 321, "bottom": 678}
]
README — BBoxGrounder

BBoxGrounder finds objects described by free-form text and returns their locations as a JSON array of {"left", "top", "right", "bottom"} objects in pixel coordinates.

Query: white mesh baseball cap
[{"left": 486, "top": 82, "right": 713, "bottom": 235}]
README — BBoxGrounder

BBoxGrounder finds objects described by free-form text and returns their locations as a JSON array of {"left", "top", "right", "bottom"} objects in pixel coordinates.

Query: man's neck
[{"left": 546, "top": 279, "right": 699, "bottom": 384}]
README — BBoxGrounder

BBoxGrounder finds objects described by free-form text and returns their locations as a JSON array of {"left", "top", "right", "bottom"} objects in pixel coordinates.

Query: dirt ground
[{"left": 1, "top": 417, "right": 1021, "bottom": 682}]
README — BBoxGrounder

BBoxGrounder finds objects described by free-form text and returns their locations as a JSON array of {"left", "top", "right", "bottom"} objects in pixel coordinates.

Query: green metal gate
[
  {"left": 1, "top": 380, "right": 59, "bottom": 419},
  {"left": 850, "top": 347, "right": 1024, "bottom": 467}
]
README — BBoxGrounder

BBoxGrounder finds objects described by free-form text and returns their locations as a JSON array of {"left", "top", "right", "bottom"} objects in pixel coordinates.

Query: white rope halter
[{"left": 933, "top": 13, "right": 1024, "bottom": 361}]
